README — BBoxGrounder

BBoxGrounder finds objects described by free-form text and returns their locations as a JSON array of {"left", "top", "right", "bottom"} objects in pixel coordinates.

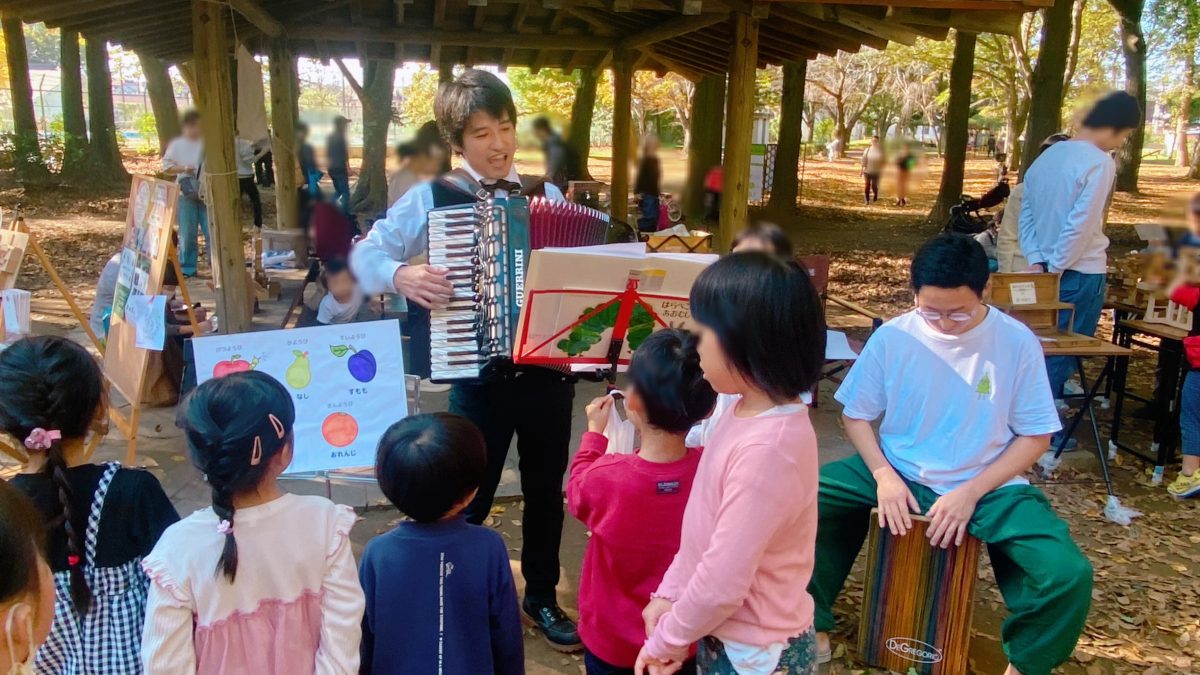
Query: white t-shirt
[
  {"left": 835, "top": 308, "right": 1061, "bottom": 495},
  {"left": 161, "top": 136, "right": 204, "bottom": 183},
  {"left": 317, "top": 292, "right": 364, "bottom": 325}
]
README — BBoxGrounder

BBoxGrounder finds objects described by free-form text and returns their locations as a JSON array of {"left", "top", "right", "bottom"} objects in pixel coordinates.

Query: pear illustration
[{"left": 286, "top": 350, "right": 312, "bottom": 389}]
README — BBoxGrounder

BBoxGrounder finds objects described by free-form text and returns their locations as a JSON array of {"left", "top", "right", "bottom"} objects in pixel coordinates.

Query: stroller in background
[{"left": 944, "top": 180, "right": 1010, "bottom": 235}]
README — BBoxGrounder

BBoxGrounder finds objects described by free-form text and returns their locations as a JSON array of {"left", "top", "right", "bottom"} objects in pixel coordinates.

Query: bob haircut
[
  {"left": 690, "top": 252, "right": 826, "bottom": 402},
  {"left": 435, "top": 69, "right": 518, "bottom": 151},
  {"left": 375, "top": 413, "right": 486, "bottom": 523}
]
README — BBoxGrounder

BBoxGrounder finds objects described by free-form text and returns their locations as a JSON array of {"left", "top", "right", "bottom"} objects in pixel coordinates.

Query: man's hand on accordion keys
[{"left": 394, "top": 264, "right": 455, "bottom": 309}]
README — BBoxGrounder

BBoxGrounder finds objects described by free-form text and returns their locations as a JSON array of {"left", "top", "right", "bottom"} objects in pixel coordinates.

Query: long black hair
[
  {"left": 0, "top": 336, "right": 104, "bottom": 613},
  {"left": 177, "top": 371, "right": 295, "bottom": 582},
  {"left": 690, "top": 252, "right": 826, "bottom": 403},
  {"left": 0, "top": 481, "right": 48, "bottom": 606}
]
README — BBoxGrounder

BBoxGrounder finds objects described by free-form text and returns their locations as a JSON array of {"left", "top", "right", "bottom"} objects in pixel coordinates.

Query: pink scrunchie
[
  {"left": 24, "top": 428, "right": 61, "bottom": 451},
  {"left": 216, "top": 520, "right": 234, "bottom": 535}
]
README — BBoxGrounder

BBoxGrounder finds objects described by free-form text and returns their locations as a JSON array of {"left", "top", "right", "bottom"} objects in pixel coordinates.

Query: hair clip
[
  {"left": 250, "top": 436, "right": 263, "bottom": 466},
  {"left": 216, "top": 520, "right": 233, "bottom": 535},
  {"left": 268, "top": 413, "right": 285, "bottom": 439},
  {"left": 67, "top": 555, "right": 80, "bottom": 568},
  {"left": 23, "top": 428, "right": 61, "bottom": 451}
]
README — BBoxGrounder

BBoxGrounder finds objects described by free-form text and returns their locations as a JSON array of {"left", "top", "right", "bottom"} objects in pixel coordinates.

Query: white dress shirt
[{"left": 350, "top": 161, "right": 565, "bottom": 295}]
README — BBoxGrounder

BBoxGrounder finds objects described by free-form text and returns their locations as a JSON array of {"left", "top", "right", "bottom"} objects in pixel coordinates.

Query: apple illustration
[
  {"left": 330, "top": 345, "right": 377, "bottom": 383},
  {"left": 212, "top": 355, "right": 259, "bottom": 378}
]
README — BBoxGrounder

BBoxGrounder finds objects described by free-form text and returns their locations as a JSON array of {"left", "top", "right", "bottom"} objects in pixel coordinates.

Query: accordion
[{"left": 427, "top": 195, "right": 611, "bottom": 381}]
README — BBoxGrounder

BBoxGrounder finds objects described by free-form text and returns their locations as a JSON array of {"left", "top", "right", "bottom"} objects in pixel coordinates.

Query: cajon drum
[{"left": 858, "top": 509, "right": 980, "bottom": 675}]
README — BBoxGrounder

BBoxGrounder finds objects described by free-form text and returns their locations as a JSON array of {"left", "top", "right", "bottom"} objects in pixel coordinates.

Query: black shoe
[{"left": 522, "top": 598, "right": 582, "bottom": 653}]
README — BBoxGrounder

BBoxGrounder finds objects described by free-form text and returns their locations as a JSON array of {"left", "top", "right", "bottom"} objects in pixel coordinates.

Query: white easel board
[{"left": 193, "top": 320, "right": 406, "bottom": 474}]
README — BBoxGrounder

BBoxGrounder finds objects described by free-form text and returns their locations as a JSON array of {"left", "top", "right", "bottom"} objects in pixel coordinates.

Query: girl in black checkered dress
[{"left": 1, "top": 337, "right": 179, "bottom": 674}]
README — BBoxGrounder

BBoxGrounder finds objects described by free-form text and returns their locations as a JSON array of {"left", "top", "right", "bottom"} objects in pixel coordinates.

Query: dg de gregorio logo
[{"left": 885, "top": 637, "right": 943, "bottom": 664}]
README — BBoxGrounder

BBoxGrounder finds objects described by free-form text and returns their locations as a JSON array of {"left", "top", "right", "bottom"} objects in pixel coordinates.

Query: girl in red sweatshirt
[
  {"left": 567, "top": 328, "right": 717, "bottom": 674},
  {"left": 1168, "top": 191, "right": 1200, "bottom": 499}
]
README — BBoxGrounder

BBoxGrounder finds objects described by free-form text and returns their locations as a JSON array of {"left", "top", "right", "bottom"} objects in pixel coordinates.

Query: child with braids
[
  {"left": 0, "top": 336, "right": 178, "bottom": 675},
  {"left": 141, "top": 371, "right": 364, "bottom": 674}
]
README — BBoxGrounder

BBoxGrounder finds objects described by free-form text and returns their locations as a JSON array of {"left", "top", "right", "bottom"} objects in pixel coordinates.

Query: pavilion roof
[{"left": 5, "top": 0, "right": 1050, "bottom": 79}]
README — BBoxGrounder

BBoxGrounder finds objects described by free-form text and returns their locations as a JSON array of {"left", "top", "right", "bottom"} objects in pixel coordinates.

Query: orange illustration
[{"left": 321, "top": 412, "right": 359, "bottom": 448}]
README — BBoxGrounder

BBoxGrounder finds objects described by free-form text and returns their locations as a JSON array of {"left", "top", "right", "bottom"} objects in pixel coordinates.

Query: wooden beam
[
  {"left": 227, "top": 0, "right": 282, "bottom": 36},
  {"left": 642, "top": 47, "right": 704, "bottom": 80},
  {"left": 612, "top": 0, "right": 634, "bottom": 11},
  {"left": 767, "top": 12, "right": 863, "bottom": 52},
  {"left": 720, "top": 11, "right": 757, "bottom": 249},
  {"left": 611, "top": 48, "right": 633, "bottom": 225},
  {"left": 618, "top": 12, "right": 727, "bottom": 49},
  {"left": 829, "top": 7, "right": 919, "bottom": 45},
  {"left": 680, "top": 0, "right": 703, "bottom": 15},
  {"left": 650, "top": 42, "right": 726, "bottom": 74},
  {"left": 268, "top": 40, "right": 299, "bottom": 230},
  {"left": 32, "top": 0, "right": 141, "bottom": 23},
  {"left": 775, "top": 4, "right": 887, "bottom": 49},
  {"left": 512, "top": 1, "right": 532, "bottom": 30},
  {"left": 473, "top": 4, "right": 488, "bottom": 28},
  {"left": 430, "top": 43, "right": 443, "bottom": 69},
  {"left": 192, "top": 0, "right": 251, "bottom": 332},
  {"left": 286, "top": 23, "right": 613, "bottom": 49},
  {"left": 795, "top": 0, "right": 1046, "bottom": 8},
  {"left": 889, "top": 7, "right": 1021, "bottom": 35},
  {"left": 542, "top": 0, "right": 563, "bottom": 8},
  {"left": 434, "top": 0, "right": 447, "bottom": 26}
]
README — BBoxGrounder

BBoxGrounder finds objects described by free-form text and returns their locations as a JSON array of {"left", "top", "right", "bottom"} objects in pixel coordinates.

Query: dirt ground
[{"left": 2, "top": 150, "right": 1199, "bottom": 674}]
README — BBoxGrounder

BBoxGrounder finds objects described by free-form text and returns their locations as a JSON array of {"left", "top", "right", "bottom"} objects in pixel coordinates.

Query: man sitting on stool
[{"left": 809, "top": 234, "right": 1092, "bottom": 675}]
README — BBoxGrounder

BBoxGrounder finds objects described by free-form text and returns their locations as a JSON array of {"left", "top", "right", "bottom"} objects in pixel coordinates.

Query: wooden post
[
  {"left": 193, "top": 0, "right": 252, "bottom": 333},
  {"left": 269, "top": 40, "right": 299, "bottom": 231},
  {"left": 719, "top": 11, "right": 759, "bottom": 251},
  {"left": 683, "top": 74, "right": 725, "bottom": 225},
  {"left": 611, "top": 48, "right": 633, "bottom": 226}
]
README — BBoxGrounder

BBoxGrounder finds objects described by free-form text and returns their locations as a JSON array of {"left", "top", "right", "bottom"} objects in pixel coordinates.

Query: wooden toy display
[{"left": 988, "top": 273, "right": 1093, "bottom": 347}]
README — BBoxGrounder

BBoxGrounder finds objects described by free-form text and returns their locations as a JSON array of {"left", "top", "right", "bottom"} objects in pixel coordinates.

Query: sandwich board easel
[{"left": 103, "top": 176, "right": 202, "bottom": 464}]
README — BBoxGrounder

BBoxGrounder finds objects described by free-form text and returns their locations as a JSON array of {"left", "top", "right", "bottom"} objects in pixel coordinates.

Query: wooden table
[
  {"left": 1110, "top": 319, "right": 1189, "bottom": 483},
  {"left": 1040, "top": 335, "right": 1131, "bottom": 497}
]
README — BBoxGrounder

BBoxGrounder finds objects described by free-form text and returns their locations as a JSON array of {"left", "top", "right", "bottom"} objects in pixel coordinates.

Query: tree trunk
[
  {"left": 1190, "top": 139, "right": 1200, "bottom": 179},
  {"left": 683, "top": 74, "right": 725, "bottom": 224},
  {"left": 60, "top": 29, "right": 89, "bottom": 177},
  {"left": 565, "top": 68, "right": 597, "bottom": 181},
  {"left": 349, "top": 58, "right": 396, "bottom": 218},
  {"left": 138, "top": 51, "right": 181, "bottom": 154},
  {"left": 1020, "top": 0, "right": 1074, "bottom": 176},
  {"left": 928, "top": 31, "right": 977, "bottom": 226},
  {"left": 836, "top": 123, "right": 850, "bottom": 158},
  {"left": 768, "top": 60, "right": 805, "bottom": 214},
  {"left": 1110, "top": 0, "right": 1146, "bottom": 193},
  {"left": 717, "top": 12, "right": 759, "bottom": 249},
  {"left": 84, "top": 36, "right": 129, "bottom": 180},
  {"left": 177, "top": 61, "right": 201, "bottom": 106},
  {"left": 2, "top": 15, "right": 49, "bottom": 181},
  {"left": 1178, "top": 48, "right": 1195, "bottom": 168}
]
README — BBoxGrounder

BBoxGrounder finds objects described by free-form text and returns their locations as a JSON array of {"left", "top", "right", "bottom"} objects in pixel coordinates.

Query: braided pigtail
[
  {"left": 43, "top": 440, "right": 91, "bottom": 612},
  {"left": 0, "top": 336, "right": 103, "bottom": 616},
  {"left": 177, "top": 370, "right": 296, "bottom": 584}
]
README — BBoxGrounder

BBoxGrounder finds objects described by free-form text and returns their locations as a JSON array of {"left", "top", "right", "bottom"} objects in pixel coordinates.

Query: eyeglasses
[{"left": 915, "top": 307, "right": 977, "bottom": 323}]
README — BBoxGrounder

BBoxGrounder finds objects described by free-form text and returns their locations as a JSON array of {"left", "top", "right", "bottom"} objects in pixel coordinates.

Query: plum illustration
[{"left": 330, "top": 345, "right": 377, "bottom": 383}]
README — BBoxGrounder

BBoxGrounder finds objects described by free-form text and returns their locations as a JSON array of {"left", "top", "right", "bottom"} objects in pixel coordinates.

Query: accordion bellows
[{"left": 427, "top": 195, "right": 611, "bottom": 381}]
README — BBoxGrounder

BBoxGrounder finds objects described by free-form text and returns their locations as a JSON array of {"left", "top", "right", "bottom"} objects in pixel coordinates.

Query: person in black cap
[{"left": 1018, "top": 90, "right": 1141, "bottom": 431}]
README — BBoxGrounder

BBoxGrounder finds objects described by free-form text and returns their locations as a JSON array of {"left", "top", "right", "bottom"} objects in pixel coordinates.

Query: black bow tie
[{"left": 482, "top": 179, "right": 522, "bottom": 194}]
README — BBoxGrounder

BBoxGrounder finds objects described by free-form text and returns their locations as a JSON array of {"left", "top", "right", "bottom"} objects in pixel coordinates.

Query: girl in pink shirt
[{"left": 636, "top": 252, "right": 827, "bottom": 675}]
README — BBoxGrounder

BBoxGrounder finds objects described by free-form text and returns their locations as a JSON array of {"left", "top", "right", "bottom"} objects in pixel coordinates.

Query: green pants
[{"left": 808, "top": 456, "right": 1092, "bottom": 675}]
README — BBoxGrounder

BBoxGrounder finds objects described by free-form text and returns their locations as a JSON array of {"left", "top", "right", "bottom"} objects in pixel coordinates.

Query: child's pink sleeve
[
  {"left": 645, "top": 444, "right": 804, "bottom": 663},
  {"left": 566, "top": 432, "right": 609, "bottom": 525},
  {"left": 1170, "top": 284, "right": 1200, "bottom": 312}
]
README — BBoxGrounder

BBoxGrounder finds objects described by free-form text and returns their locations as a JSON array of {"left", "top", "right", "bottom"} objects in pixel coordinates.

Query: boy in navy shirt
[{"left": 359, "top": 413, "right": 523, "bottom": 674}]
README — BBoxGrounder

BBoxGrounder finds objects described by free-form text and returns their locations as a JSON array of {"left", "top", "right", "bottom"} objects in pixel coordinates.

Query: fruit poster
[{"left": 192, "top": 320, "right": 406, "bottom": 474}]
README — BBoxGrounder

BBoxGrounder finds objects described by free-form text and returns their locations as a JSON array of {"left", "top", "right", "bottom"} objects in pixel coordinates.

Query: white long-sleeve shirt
[
  {"left": 1018, "top": 140, "right": 1115, "bottom": 274},
  {"left": 350, "top": 162, "right": 564, "bottom": 295}
]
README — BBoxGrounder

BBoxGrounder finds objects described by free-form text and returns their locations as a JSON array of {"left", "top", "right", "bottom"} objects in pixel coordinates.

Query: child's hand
[
  {"left": 642, "top": 597, "right": 673, "bottom": 638},
  {"left": 585, "top": 396, "right": 613, "bottom": 434},
  {"left": 633, "top": 646, "right": 681, "bottom": 675}
]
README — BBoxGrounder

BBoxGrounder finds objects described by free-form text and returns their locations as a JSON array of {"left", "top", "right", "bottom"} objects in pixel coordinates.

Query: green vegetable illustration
[{"left": 557, "top": 303, "right": 657, "bottom": 356}]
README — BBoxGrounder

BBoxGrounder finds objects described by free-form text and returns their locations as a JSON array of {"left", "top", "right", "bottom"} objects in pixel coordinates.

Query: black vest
[{"left": 430, "top": 169, "right": 548, "bottom": 208}]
